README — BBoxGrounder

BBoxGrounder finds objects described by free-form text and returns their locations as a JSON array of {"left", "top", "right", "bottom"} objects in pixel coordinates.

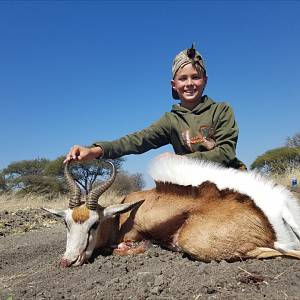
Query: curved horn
[
  {"left": 64, "top": 159, "right": 81, "bottom": 209},
  {"left": 86, "top": 160, "right": 116, "bottom": 211}
]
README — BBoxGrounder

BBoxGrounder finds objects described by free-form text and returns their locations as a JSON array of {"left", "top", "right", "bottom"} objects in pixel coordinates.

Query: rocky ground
[{"left": 0, "top": 205, "right": 300, "bottom": 300}]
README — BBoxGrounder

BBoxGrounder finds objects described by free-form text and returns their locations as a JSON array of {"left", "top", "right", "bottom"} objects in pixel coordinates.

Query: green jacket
[{"left": 94, "top": 96, "right": 246, "bottom": 170}]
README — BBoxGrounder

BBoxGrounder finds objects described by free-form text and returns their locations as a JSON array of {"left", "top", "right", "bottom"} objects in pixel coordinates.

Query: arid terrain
[{"left": 1, "top": 196, "right": 300, "bottom": 300}]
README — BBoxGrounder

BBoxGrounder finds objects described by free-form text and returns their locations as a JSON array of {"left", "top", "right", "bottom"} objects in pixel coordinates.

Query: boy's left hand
[{"left": 155, "top": 152, "right": 186, "bottom": 161}]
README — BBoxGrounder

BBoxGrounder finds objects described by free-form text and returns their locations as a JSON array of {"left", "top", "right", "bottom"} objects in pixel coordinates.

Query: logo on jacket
[{"left": 181, "top": 127, "right": 216, "bottom": 152}]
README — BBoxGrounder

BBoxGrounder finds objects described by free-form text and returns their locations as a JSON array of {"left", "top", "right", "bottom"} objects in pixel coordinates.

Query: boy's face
[{"left": 171, "top": 63, "right": 208, "bottom": 110}]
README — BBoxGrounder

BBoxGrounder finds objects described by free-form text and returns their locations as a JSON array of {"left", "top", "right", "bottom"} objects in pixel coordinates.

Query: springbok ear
[
  {"left": 101, "top": 200, "right": 144, "bottom": 221},
  {"left": 42, "top": 208, "right": 68, "bottom": 218}
]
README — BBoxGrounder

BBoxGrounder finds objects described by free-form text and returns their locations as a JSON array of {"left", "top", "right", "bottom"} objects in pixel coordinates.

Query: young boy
[{"left": 64, "top": 44, "right": 246, "bottom": 170}]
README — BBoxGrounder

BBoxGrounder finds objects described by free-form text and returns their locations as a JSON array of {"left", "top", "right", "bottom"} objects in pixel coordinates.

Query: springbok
[{"left": 44, "top": 156, "right": 300, "bottom": 267}]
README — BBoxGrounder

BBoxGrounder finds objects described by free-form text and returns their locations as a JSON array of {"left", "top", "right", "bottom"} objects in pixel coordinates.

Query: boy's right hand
[{"left": 63, "top": 145, "right": 103, "bottom": 164}]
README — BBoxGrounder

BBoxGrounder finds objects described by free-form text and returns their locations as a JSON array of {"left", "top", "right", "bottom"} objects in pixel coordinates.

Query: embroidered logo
[{"left": 181, "top": 127, "right": 216, "bottom": 152}]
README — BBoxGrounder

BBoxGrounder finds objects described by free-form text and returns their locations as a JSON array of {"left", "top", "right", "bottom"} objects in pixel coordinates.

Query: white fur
[{"left": 148, "top": 156, "right": 300, "bottom": 251}]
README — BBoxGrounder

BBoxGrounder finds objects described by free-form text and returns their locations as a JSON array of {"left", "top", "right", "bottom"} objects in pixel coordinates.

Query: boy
[{"left": 64, "top": 44, "right": 246, "bottom": 170}]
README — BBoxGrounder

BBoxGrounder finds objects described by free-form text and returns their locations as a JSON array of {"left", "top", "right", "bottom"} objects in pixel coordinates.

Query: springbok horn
[
  {"left": 86, "top": 160, "right": 116, "bottom": 211},
  {"left": 64, "top": 159, "right": 81, "bottom": 209}
]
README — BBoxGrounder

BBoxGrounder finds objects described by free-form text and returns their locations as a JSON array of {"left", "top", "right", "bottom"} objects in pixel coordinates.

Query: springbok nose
[{"left": 61, "top": 259, "right": 68, "bottom": 267}]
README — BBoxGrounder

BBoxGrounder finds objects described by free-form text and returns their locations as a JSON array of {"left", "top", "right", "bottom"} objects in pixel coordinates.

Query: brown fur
[
  {"left": 72, "top": 205, "right": 90, "bottom": 223},
  {"left": 102, "top": 181, "right": 281, "bottom": 261}
]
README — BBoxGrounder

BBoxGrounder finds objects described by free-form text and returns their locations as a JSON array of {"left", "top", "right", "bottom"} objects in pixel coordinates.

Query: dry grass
[
  {"left": 0, "top": 190, "right": 124, "bottom": 213},
  {"left": 1, "top": 167, "right": 299, "bottom": 214},
  {"left": 0, "top": 192, "right": 69, "bottom": 213},
  {"left": 270, "top": 166, "right": 300, "bottom": 186}
]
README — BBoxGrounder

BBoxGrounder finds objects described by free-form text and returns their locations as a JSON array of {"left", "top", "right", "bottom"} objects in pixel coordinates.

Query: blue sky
[{"left": 1, "top": 1, "right": 300, "bottom": 189}]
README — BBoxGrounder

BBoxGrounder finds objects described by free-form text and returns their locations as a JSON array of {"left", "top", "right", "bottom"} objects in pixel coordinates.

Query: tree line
[
  {"left": 250, "top": 131, "right": 300, "bottom": 175},
  {"left": 0, "top": 154, "right": 146, "bottom": 197},
  {"left": 1, "top": 131, "right": 299, "bottom": 197}
]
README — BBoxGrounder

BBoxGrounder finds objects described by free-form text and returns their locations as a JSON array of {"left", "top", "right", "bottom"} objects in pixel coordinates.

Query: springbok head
[{"left": 43, "top": 159, "right": 142, "bottom": 267}]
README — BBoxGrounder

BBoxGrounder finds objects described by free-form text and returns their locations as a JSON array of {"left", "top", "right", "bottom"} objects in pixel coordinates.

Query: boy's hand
[
  {"left": 155, "top": 152, "right": 187, "bottom": 161},
  {"left": 63, "top": 145, "right": 103, "bottom": 164}
]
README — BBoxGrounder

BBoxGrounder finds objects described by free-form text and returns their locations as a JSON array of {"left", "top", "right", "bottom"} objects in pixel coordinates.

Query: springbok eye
[{"left": 91, "top": 221, "right": 100, "bottom": 231}]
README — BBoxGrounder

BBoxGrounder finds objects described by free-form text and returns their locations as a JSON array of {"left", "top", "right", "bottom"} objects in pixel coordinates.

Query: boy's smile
[{"left": 171, "top": 63, "right": 208, "bottom": 110}]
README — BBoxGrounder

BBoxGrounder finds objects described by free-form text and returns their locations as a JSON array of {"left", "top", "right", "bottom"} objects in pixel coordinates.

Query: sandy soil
[{"left": 1, "top": 207, "right": 300, "bottom": 300}]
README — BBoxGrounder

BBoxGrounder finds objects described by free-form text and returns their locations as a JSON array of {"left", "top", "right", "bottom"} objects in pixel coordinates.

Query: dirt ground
[{"left": 1, "top": 206, "right": 300, "bottom": 300}]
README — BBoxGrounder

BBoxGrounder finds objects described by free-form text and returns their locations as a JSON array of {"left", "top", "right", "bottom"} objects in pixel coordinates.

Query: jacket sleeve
[
  {"left": 185, "top": 103, "right": 238, "bottom": 166},
  {"left": 93, "top": 114, "right": 172, "bottom": 159}
]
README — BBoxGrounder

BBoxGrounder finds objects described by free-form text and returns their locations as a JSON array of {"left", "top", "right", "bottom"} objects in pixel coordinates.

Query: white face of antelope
[
  {"left": 44, "top": 201, "right": 143, "bottom": 267},
  {"left": 44, "top": 159, "right": 143, "bottom": 267},
  {"left": 64, "top": 206, "right": 101, "bottom": 267},
  {"left": 44, "top": 159, "right": 118, "bottom": 267},
  {"left": 44, "top": 206, "right": 101, "bottom": 267}
]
